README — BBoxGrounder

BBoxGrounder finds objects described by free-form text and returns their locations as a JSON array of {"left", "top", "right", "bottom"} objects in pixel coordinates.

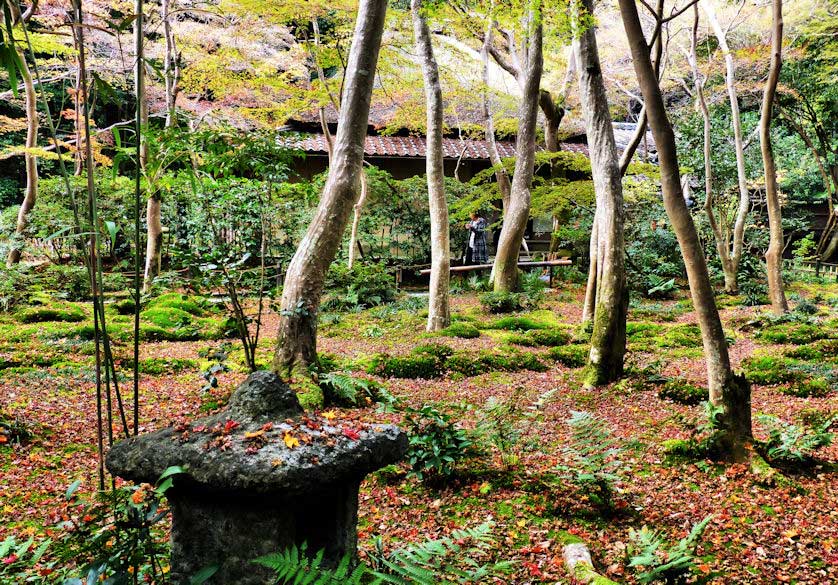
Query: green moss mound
[
  {"left": 509, "top": 327, "right": 571, "bottom": 347},
  {"left": 441, "top": 322, "right": 481, "bottom": 339},
  {"left": 655, "top": 324, "right": 702, "bottom": 348},
  {"left": 626, "top": 321, "right": 665, "bottom": 342},
  {"left": 755, "top": 323, "right": 827, "bottom": 345},
  {"left": 742, "top": 355, "right": 800, "bottom": 385},
  {"left": 781, "top": 378, "right": 832, "bottom": 398},
  {"left": 785, "top": 339, "right": 838, "bottom": 361},
  {"left": 368, "top": 354, "right": 445, "bottom": 379},
  {"left": 658, "top": 379, "right": 706, "bottom": 406},
  {"left": 488, "top": 316, "right": 548, "bottom": 332},
  {"left": 446, "top": 349, "right": 546, "bottom": 377},
  {"left": 146, "top": 293, "right": 210, "bottom": 316},
  {"left": 16, "top": 303, "right": 86, "bottom": 324},
  {"left": 548, "top": 344, "right": 588, "bottom": 368}
]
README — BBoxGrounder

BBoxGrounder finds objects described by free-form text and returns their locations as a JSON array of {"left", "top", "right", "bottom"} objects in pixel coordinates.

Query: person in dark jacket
[{"left": 465, "top": 212, "right": 488, "bottom": 265}]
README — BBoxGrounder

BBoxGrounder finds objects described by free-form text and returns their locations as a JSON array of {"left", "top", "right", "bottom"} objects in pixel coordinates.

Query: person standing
[{"left": 465, "top": 211, "right": 488, "bottom": 265}]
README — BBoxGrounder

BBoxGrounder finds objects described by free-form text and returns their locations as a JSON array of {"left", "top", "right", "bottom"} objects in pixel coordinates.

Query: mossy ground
[{"left": 2, "top": 281, "right": 838, "bottom": 583}]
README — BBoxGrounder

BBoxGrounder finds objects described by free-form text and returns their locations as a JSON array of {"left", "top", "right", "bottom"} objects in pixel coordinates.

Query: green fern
[
  {"left": 628, "top": 515, "right": 713, "bottom": 584},
  {"left": 253, "top": 543, "right": 375, "bottom": 585},
  {"left": 756, "top": 414, "right": 834, "bottom": 463},
  {"left": 318, "top": 371, "right": 393, "bottom": 407},
  {"left": 255, "top": 523, "right": 513, "bottom": 585}
]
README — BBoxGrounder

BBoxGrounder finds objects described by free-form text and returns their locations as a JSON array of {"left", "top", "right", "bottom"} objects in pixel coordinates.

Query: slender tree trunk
[
  {"left": 7, "top": 54, "right": 38, "bottom": 266},
  {"left": 481, "top": 19, "right": 512, "bottom": 210},
  {"left": 574, "top": 0, "right": 627, "bottom": 386},
  {"left": 761, "top": 0, "right": 789, "bottom": 315},
  {"left": 619, "top": 0, "right": 751, "bottom": 460},
  {"left": 702, "top": 0, "right": 750, "bottom": 294},
  {"left": 273, "top": 0, "right": 388, "bottom": 379},
  {"left": 162, "top": 0, "right": 179, "bottom": 127},
  {"left": 347, "top": 171, "right": 367, "bottom": 269},
  {"left": 412, "top": 0, "right": 450, "bottom": 331},
  {"left": 581, "top": 217, "right": 598, "bottom": 324},
  {"left": 688, "top": 5, "right": 736, "bottom": 291},
  {"left": 493, "top": 5, "right": 542, "bottom": 292}
]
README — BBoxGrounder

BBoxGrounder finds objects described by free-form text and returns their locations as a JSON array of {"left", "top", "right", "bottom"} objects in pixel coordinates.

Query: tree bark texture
[
  {"left": 143, "top": 195, "right": 162, "bottom": 285},
  {"left": 701, "top": 0, "right": 750, "bottom": 294},
  {"left": 273, "top": 0, "right": 388, "bottom": 379},
  {"left": 760, "top": 0, "right": 789, "bottom": 315},
  {"left": 574, "top": 0, "right": 627, "bottom": 386},
  {"left": 481, "top": 20, "right": 512, "bottom": 210},
  {"left": 162, "top": 0, "right": 179, "bottom": 128},
  {"left": 412, "top": 0, "right": 451, "bottom": 332},
  {"left": 619, "top": 0, "right": 751, "bottom": 459},
  {"left": 7, "top": 53, "right": 38, "bottom": 266},
  {"left": 688, "top": 5, "right": 736, "bottom": 292},
  {"left": 492, "top": 5, "right": 542, "bottom": 292}
]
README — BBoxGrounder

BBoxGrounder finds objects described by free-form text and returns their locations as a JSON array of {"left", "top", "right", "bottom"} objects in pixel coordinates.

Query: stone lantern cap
[{"left": 106, "top": 371, "right": 407, "bottom": 496}]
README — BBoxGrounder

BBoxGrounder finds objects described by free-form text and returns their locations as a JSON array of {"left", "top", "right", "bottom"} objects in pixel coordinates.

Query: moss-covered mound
[
  {"left": 657, "top": 379, "right": 706, "bottom": 405},
  {"left": 16, "top": 302, "right": 86, "bottom": 324}
]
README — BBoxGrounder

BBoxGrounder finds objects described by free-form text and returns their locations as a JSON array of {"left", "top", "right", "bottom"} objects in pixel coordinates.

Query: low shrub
[
  {"left": 479, "top": 291, "right": 525, "bottom": 313},
  {"left": 0, "top": 410, "right": 33, "bottom": 445},
  {"left": 798, "top": 407, "right": 836, "bottom": 429},
  {"left": 548, "top": 344, "right": 588, "bottom": 368},
  {"left": 628, "top": 516, "right": 713, "bottom": 584},
  {"left": 401, "top": 404, "right": 481, "bottom": 480},
  {"left": 322, "top": 262, "right": 397, "bottom": 311},
  {"left": 441, "top": 322, "right": 480, "bottom": 339},
  {"left": 657, "top": 379, "right": 706, "bottom": 406}
]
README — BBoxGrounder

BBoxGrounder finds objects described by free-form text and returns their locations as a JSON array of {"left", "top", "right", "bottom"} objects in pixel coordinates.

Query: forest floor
[{"left": 1, "top": 280, "right": 838, "bottom": 583}]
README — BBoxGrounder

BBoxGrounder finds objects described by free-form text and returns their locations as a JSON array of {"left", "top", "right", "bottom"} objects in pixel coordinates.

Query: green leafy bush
[
  {"left": 658, "top": 379, "right": 706, "bottom": 406},
  {"left": 782, "top": 377, "right": 832, "bottom": 398},
  {"left": 628, "top": 515, "right": 713, "bottom": 584},
  {"left": 402, "top": 405, "right": 480, "bottom": 480},
  {"left": 479, "top": 291, "right": 525, "bottom": 313},
  {"left": 0, "top": 536, "right": 53, "bottom": 583},
  {"left": 556, "top": 411, "right": 625, "bottom": 511},
  {"left": 755, "top": 323, "right": 826, "bottom": 345},
  {"left": 323, "top": 262, "right": 397, "bottom": 311}
]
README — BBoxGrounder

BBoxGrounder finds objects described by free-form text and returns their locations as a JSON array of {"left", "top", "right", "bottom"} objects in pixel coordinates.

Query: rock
[{"left": 106, "top": 370, "right": 407, "bottom": 584}]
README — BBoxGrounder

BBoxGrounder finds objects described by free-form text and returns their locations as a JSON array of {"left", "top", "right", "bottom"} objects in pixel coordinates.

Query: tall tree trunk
[
  {"left": 481, "top": 18, "right": 512, "bottom": 210},
  {"left": 412, "top": 0, "right": 450, "bottom": 332},
  {"left": 7, "top": 54, "right": 38, "bottom": 266},
  {"left": 618, "top": 0, "right": 751, "bottom": 460},
  {"left": 492, "top": 4, "right": 542, "bottom": 292},
  {"left": 761, "top": 0, "right": 789, "bottom": 315},
  {"left": 574, "top": 0, "right": 627, "bottom": 386},
  {"left": 135, "top": 0, "right": 158, "bottom": 292},
  {"left": 273, "top": 0, "right": 388, "bottom": 379},
  {"left": 702, "top": 0, "right": 750, "bottom": 294},
  {"left": 162, "top": 0, "right": 179, "bottom": 127},
  {"left": 688, "top": 5, "right": 736, "bottom": 290}
]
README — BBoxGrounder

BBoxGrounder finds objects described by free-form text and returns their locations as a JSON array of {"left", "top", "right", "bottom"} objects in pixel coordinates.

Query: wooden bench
[{"left": 419, "top": 258, "right": 572, "bottom": 287}]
